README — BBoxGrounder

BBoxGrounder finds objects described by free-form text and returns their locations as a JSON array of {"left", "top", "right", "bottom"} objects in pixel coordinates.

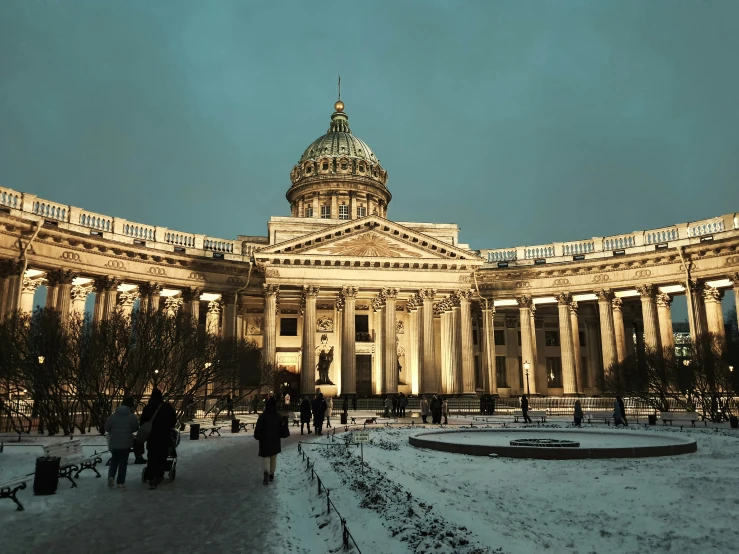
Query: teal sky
[{"left": 1, "top": 0, "right": 737, "bottom": 317}]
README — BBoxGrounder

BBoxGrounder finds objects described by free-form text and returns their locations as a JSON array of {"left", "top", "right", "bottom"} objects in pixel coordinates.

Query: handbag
[
  {"left": 279, "top": 416, "right": 290, "bottom": 439},
  {"left": 136, "top": 404, "right": 163, "bottom": 443}
]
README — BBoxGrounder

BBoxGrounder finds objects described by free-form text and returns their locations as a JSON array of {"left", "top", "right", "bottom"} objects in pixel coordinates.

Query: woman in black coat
[
  {"left": 299, "top": 397, "right": 312, "bottom": 435},
  {"left": 139, "top": 388, "right": 177, "bottom": 490},
  {"left": 254, "top": 397, "right": 283, "bottom": 485}
]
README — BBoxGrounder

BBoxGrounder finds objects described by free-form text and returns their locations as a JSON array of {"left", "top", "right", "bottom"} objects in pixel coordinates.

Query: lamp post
[
  {"left": 37, "top": 355, "right": 45, "bottom": 434},
  {"left": 523, "top": 361, "right": 531, "bottom": 395}
]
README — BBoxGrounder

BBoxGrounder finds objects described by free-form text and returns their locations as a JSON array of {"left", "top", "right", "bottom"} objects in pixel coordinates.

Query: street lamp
[
  {"left": 38, "top": 356, "right": 44, "bottom": 365},
  {"left": 523, "top": 361, "right": 531, "bottom": 395}
]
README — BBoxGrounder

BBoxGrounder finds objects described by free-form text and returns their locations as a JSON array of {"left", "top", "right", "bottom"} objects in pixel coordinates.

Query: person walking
[
  {"left": 312, "top": 393, "right": 327, "bottom": 435},
  {"left": 391, "top": 394, "right": 399, "bottom": 417},
  {"left": 420, "top": 396, "right": 430, "bottom": 423},
  {"left": 250, "top": 394, "right": 259, "bottom": 414},
  {"left": 442, "top": 397, "right": 449, "bottom": 425},
  {"left": 300, "top": 396, "right": 312, "bottom": 435},
  {"left": 574, "top": 399, "right": 583, "bottom": 427},
  {"left": 284, "top": 392, "right": 291, "bottom": 411},
  {"left": 325, "top": 396, "right": 333, "bottom": 428},
  {"left": 105, "top": 397, "right": 139, "bottom": 489},
  {"left": 613, "top": 397, "right": 625, "bottom": 427},
  {"left": 226, "top": 395, "right": 235, "bottom": 418},
  {"left": 383, "top": 396, "right": 391, "bottom": 418},
  {"left": 430, "top": 395, "right": 442, "bottom": 424},
  {"left": 254, "top": 396, "right": 284, "bottom": 485},
  {"left": 399, "top": 393, "right": 408, "bottom": 418},
  {"left": 617, "top": 396, "right": 628, "bottom": 426},
  {"left": 139, "top": 388, "right": 177, "bottom": 490},
  {"left": 520, "top": 395, "right": 533, "bottom": 424}
]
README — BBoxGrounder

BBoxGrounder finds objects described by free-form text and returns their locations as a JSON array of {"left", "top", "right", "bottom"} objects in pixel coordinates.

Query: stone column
[
  {"left": 349, "top": 192, "right": 357, "bottom": 220},
  {"left": 92, "top": 276, "right": 111, "bottom": 324},
  {"left": 300, "top": 285, "right": 318, "bottom": 394},
  {"left": 206, "top": 299, "right": 222, "bottom": 335},
  {"left": 556, "top": 293, "right": 577, "bottom": 395},
  {"left": 450, "top": 298, "right": 461, "bottom": 393},
  {"left": 517, "top": 295, "right": 536, "bottom": 395},
  {"left": 298, "top": 197, "right": 304, "bottom": 218},
  {"left": 419, "top": 289, "right": 437, "bottom": 393},
  {"left": 570, "top": 301, "right": 583, "bottom": 394},
  {"left": 20, "top": 277, "right": 41, "bottom": 313},
  {"left": 138, "top": 282, "right": 162, "bottom": 314},
  {"left": 103, "top": 280, "right": 120, "bottom": 320},
  {"left": 732, "top": 273, "right": 739, "bottom": 333},
  {"left": 656, "top": 293, "right": 675, "bottom": 357},
  {"left": 685, "top": 279, "right": 707, "bottom": 343},
  {"left": 439, "top": 300, "right": 452, "bottom": 393},
  {"left": 54, "top": 270, "right": 76, "bottom": 324},
  {"left": 117, "top": 290, "right": 138, "bottom": 317},
  {"left": 407, "top": 295, "right": 421, "bottom": 395},
  {"left": 71, "top": 284, "right": 92, "bottom": 314},
  {"left": 480, "top": 306, "right": 496, "bottom": 394},
  {"left": 263, "top": 285, "right": 280, "bottom": 367},
  {"left": 340, "top": 286, "right": 358, "bottom": 395},
  {"left": 182, "top": 288, "right": 202, "bottom": 326},
  {"left": 458, "top": 290, "right": 475, "bottom": 394},
  {"left": 383, "top": 288, "right": 398, "bottom": 393},
  {"left": 0, "top": 260, "right": 22, "bottom": 319},
  {"left": 637, "top": 284, "right": 662, "bottom": 354},
  {"left": 611, "top": 297, "right": 627, "bottom": 364},
  {"left": 221, "top": 292, "right": 238, "bottom": 340},
  {"left": 703, "top": 285, "right": 726, "bottom": 353},
  {"left": 312, "top": 194, "right": 320, "bottom": 219},
  {"left": 596, "top": 289, "right": 618, "bottom": 377},
  {"left": 530, "top": 304, "right": 538, "bottom": 385},
  {"left": 331, "top": 192, "right": 339, "bottom": 220},
  {"left": 372, "top": 295, "right": 384, "bottom": 395},
  {"left": 236, "top": 296, "right": 246, "bottom": 340},
  {"left": 45, "top": 270, "right": 60, "bottom": 309}
]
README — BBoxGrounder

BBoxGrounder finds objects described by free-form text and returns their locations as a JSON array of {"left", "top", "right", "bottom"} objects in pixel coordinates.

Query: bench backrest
[{"left": 43, "top": 439, "right": 83, "bottom": 460}]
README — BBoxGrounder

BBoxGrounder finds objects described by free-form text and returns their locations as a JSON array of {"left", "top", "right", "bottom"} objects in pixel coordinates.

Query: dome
[
  {"left": 298, "top": 108, "right": 379, "bottom": 165},
  {"left": 299, "top": 132, "right": 379, "bottom": 164}
]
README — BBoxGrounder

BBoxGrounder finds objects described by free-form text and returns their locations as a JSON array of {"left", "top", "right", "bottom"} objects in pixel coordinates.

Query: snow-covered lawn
[{"left": 280, "top": 422, "right": 739, "bottom": 554}]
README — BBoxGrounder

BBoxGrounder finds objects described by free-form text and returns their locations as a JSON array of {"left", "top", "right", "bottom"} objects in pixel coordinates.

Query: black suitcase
[{"left": 33, "top": 456, "right": 60, "bottom": 495}]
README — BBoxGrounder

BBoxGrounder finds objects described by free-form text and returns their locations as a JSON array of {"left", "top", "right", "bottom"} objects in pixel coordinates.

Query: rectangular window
[
  {"left": 494, "top": 330, "right": 505, "bottom": 345},
  {"left": 472, "top": 328, "right": 478, "bottom": 346},
  {"left": 339, "top": 204, "right": 349, "bottom": 220},
  {"left": 305, "top": 206, "right": 314, "bottom": 218},
  {"left": 518, "top": 356, "right": 524, "bottom": 389},
  {"left": 581, "top": 357, "right": 589, "bottom": 388},
  {"left": 355, "top": 314, "right": 369, "bottom": 333},
  {"left": 320, "top": 205, "right": 330, "bottom": 219},
  {"left": 579, "top": 330, "right": 586, "bottom": 346},
  {"left": 496, "top": 356, "right": 508, "bottom": 387},
  {"left": 474, "top": 355, "right": 481, "bottom": 389},
  {"left": 546, "top": 357, "right": 563, "bottom": 388},
  {"left": 517, "top": 331, "right": 522, "bottom": 347},
  {"left": 545, "top": 331, "right": 560, "bottom": 347},
  {"left": 280, "top": 317, "right": 298, "bottom": 336},
  {"left": 357, "top": 205, "right": 367, "bottom": 217}
]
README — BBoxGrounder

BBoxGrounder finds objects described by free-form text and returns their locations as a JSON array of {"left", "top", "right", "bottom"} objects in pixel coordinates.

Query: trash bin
[
  {"left": 231, "top": 419, "right": 240, "bottom": 434},
  {"left": 340, "top": 413, "right": 348, "bottom": 425},
  {"left": 648, "top": 414, "right": 657, "bottom": 426},
  {"left": 730, "top": 415, "right": 738, "bottom": 429},
  {"left": 189, "top": 423, "right": 200, "bottom": 440},
  {"left": 34, "top": 456, "right": 60, "bottom": 495}
]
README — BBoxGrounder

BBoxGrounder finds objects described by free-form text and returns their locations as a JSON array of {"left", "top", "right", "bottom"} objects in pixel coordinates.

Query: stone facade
[{"left": 1, "top": 100, "right": 738, "bottom": 398}]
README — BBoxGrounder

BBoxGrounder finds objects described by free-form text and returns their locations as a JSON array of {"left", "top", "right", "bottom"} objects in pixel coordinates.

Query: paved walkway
[{"left": 5, "top": 432, "right": 304, "bottom": 554}]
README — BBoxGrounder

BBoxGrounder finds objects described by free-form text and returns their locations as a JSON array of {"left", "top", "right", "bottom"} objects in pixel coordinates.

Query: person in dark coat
[
  {"left": 300, "top": 396, "right": 312, "bottom": 435},
  {"left": 312, "top": 393, "right": 327, "bottom": 435},
  {"left": 139, "top": 388, "right": 177, "bottom": 490},
  {"left": 520, "top": 395, "right": 533, "bottom": 423},
  {"left": 225, "top": 395, "right": 235, "bottom": 418},
  {"left": 391, "top": 394, "right": 399, "bottom": 417},
  {"left": 104, "top": 396, "right": 139, "bottom": 489},
  {"left": 399, "top": 393, "right": 408, "bottom": 417},
  {"left": 430, "top": 395, "right": 442, "bottom": 424},
  {"left": 254, "top": 397, "right": 283, "bottom": 485},
  {"left": 617, "top": 396, "right": 628, "bottom": 426}
]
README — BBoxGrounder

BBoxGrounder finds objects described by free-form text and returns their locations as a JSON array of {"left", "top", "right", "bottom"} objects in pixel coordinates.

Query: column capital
[
  {"left": 418, "top": 288, "right": 436, "bottom": 301},
  {"left": 569, "top": 300, "right": 579, "bottom": 315},
  {"left": 595, "top": 288, "right": 614, "bottom": 302},
  {"left": 636, "top": 284, "right": 656, "bottom": 298},
  {"left": 117, "top": 290, "right": 138, "bottom": 308},
  {"left": 372, "top": 292, "right": 385, "bottom": 312},
  {"left": 301, "top": 285, "right": 319, "bottom": 298},
  {"left": 263, "top": 284, "right": 280, "bottom": 297},
  {"left": 703, "top": 285, "right": 724, "bottom": 303},
  {"left": 71, "top": 284, "right": 93, "bottom": 301},
  {"left": 684, "top": 279, "right": 703, "bottom": 295},
  {"left": 164, "top": 296, "right": 183, "bottom": 315},
  {"left": 341, "top": 285, "right": 358, "bottom": 298},
  {"left": 611, "top": 297, "right": 623, "bottom": 311},
  {"left": 382, "top": 287, "right": 399, "bottom": 299},
  {"left": 93, "top": 275, "right": 120, "bottom": 293},
  {"left": 555, "top": 292, "right": 572, "bottom": 306},
  {"left": 138, "top": 282, "right": 162, "bottom": 297},
  {"left": 0, "top": 259, "right": 21, "bottom": 278},
  {"left": 655, "top": 292, "right": 672, "bottom": 307},
  {"left": 207, "top": 298, "right": 223, "bottom": 314},
  {"left": 516, "top": 295, "right": 532, "bottom": 309},
  {"left": 456, "top": 289, "right": 474, "bottom": 302},
  {"left": 730, "top": 272, "right": 739, "bottom": 289},
  {"left": 22, "top": 277, "right": 43, "bottom": 293},
  {"left": 181, "top": 287, "right": 203, "bottom": 302},
  {"left": 221, "top": 291, "right": 237, "bottom": 305},
  {"left": 46, "top": 268, "right": 76, "bottom": 287}
]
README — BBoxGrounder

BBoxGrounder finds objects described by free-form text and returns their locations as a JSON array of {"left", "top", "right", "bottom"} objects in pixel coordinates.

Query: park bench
[
  {"left": 660, "top": 411, "right": 703, "bottom": 427},
  {"left": 587, "top": 411, "right": 615, "bottom": 425},
  {"left": 238, "top": 421, "right": 256, "bottom": 432},
  {"left": 375, "top": 417, "right": 397, "bottom": 427},
  {"left": 43, "top": 439, "right": 103, "bottom": 487},
  {"left": 190, "top": 419, "right": 223, "bottom": 438},
  {"left": 514, "top": 410, "right": 546, "bottom": 423},
  {"left": 0, "top": 474, "right": 33, "bottom": 511}
]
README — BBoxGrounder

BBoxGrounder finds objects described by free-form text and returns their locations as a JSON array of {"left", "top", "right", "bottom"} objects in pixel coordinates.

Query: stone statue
[{"left": 316, "top": 345, "right": 335, "bottom": 385}]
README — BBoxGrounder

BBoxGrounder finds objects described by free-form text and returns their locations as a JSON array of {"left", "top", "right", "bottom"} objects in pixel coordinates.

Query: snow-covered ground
[{"left": 2, "top": 417, "right": 739, "bottom": 553}]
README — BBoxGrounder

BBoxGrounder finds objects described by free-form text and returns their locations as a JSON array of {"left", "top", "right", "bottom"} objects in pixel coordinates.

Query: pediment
[{"left": 258, "top": 217, "right": 481, "bottom": 261}]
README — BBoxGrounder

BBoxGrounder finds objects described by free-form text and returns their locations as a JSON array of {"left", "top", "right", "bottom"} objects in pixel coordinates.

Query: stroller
[{"left": 141, "top": 429, "right": 180, "bottom": 484}]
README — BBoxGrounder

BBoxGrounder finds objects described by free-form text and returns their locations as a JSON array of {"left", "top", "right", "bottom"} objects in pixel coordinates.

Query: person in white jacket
[
  {"left": 420, "top": 396, "right": 430, "bottom": 424},
  {"left": 326, "top": 396, "right": 333, "bottom": 428}
]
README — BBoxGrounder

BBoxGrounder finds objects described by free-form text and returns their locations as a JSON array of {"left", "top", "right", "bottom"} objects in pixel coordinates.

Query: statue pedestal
[{"left": 315, "top": 385, "right": 339, "bottom": 398}]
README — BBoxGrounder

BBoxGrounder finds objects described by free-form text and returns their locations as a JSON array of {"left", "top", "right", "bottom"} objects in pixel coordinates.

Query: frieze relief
[
  {"left": 356, "top": 304, "right": 370, "bottom": 311},
  {"left": 552, "top": 278, "right": 570, "bottom": 286},
  {"left": 592, "top": 274, "right": 610, "bottom": 283},
  {"left": 314, "top": 231, "right": 424, "bottom": 258},
  {"left": 105, "top": 260, "right": 125, "bottom": 270},
  {"left": 246, "top": 307, "right": 264, "bottom": 314},
  {"left": 188, "top": 272, "right": 206, "bottom": 281},
  {"left": 60, "top": 251, "right": 81, "bottom": 262},
  {"left": 634, "top": 269, "right": 652, "bottom": 278},
  {"left": 316, "top": 316, "right": 334, "bottom": 332},
  {"left": 396, "top": 320, "right": 405, "bottom": 334},
  {"left": 317, "top": 304, "right": 334, "bottom": 311},
  {"left": 227, "top": 276, "right": 246, "bottom": 285},
  {"left": 726, "top": 255, "right": 739, "bottom": 265},
  {"left": 148, "top": 267, "right": 166, "bottom": 276},
  {"left": 514, "top": 281, "right": 531, "bottom": 288},
  {"left": 246, "top": 317, "right": 263, "bottom": 335}
]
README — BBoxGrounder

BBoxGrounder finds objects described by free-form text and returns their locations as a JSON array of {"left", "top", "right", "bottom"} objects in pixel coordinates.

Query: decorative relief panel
[
  {"left": 315, "top": 231, "right": 423, "bottom": 258},
  {"left": 188, "top": 272, "right": 206, "bottom": 281},
  {"left": 592, "top": 274, "right": 610, "bottom": 283},
  {"left": 60, "top": 251, "right": 81, "bottom": 262},
  {"left": 148, "top": 267, "right": 166, "bottom": 276},
  {"left": 316, "top": 316, "right": 334, "bottom": 332},
  {"left": 396, "top": 320, "right": 405, "bottom": 334},
  {"left": 317, "top": 304, "right": 334, "bottom": 311},
  {"left": 356, "top": 304, "right": 370, "bottom": 311},
  {"left": 105, "top": 260, "right": 125, "bottom": 270},
  {"left": 246, "top": 317, "right": 263, "bottom": 335}
]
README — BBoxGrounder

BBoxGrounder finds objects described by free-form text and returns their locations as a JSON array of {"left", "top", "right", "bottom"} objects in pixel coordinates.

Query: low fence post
[{"left": 327, "top": 488, "right": 331, "bottom": 513}]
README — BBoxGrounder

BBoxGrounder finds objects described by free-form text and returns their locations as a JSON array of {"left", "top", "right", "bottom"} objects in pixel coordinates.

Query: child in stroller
[{"left": 142, "top": 429, "right": 180, "bottom": 485}]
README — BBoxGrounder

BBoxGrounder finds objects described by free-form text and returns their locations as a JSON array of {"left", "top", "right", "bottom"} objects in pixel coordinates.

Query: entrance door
[{"left": 356, "top": 355, "right": 372, "bottom": 397}]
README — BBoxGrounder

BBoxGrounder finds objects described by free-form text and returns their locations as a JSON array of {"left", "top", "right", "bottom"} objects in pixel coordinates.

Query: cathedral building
[{"left": 1, "top": 98, "right": 738, "bottom": 398}]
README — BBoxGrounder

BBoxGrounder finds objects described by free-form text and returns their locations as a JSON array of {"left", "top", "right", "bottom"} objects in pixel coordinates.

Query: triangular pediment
[{"left": 258, "top": 216, "right": 482, "bottom": 261}]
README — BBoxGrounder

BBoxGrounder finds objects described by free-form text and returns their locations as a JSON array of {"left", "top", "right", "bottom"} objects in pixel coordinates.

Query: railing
[
  {"left": 204, "top": 238, "right": 236, "bottom": 254},
  {"left": 524, "top": 245, "right": 555, "bottom": 259},
  {"left": 164, "top": 230, "right": 196, "bottom": 248},
  {"left": 355, "top": 331, "right": 374, "bottom": 342},
  {"left": 562, "top": 240, "right": 594, "bottom": 256},
  {"left": 77, "top": 209, "right": 112, "bottom": 232},
  {"left": 603, "top": 233, "right": 636, "bottom": 251}
]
